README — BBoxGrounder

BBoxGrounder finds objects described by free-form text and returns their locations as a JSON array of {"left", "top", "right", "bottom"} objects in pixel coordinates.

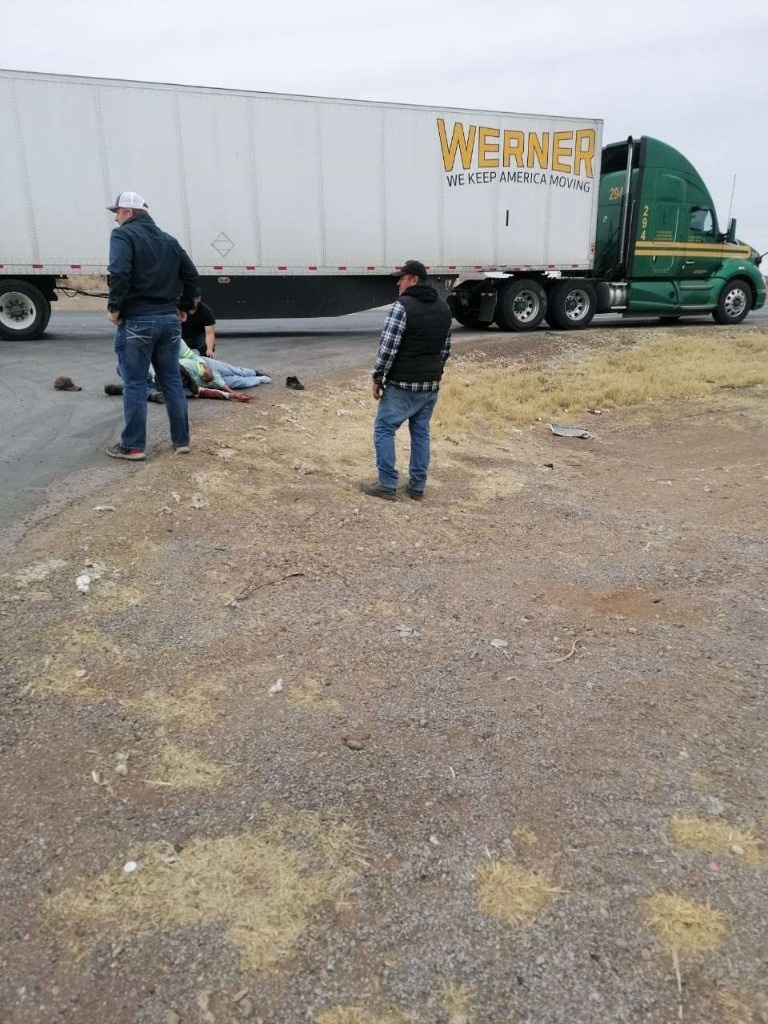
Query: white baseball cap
[{"left": 107, "top": 191, "right": 148, "bottom": 212}]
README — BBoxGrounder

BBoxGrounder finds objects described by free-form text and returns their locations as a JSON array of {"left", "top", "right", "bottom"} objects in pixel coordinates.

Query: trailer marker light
[
  {"left": 278, "top": 266, "right": 287, "bottom": 270},
  {"left": 33, "top": 264, "right": 44, "bottom": 269},
  {"left": 213, "top": 265, "right": 223, "bottom": 270},
  {"left": 367, "top": 265, "right": 375, "bottom": 270},
  {"left": 70, "top": 264, "right": 81, "bottom": 269},
  {"left": 245, "top": 265, "right": 255, "bottom": 270},
  {"left": 337, "top": 266, "right": 347, "bottom": 271}
]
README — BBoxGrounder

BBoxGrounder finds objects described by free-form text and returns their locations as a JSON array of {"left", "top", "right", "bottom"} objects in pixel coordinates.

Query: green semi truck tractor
[{"left": 450, "top": 135, "right": 765, "bottom": 331}]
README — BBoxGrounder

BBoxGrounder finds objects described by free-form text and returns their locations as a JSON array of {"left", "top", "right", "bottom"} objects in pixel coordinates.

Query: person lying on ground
[
  {"left": 179, "top": 366, "right": 252, "bottom": 402},
  {"left": 178, "top": 341, "right": 272, "bottom": 395}
]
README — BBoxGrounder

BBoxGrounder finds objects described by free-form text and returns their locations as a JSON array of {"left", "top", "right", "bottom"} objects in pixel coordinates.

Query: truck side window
[{"left": 690, "top": 207, "right": 714, "bottom": 236}]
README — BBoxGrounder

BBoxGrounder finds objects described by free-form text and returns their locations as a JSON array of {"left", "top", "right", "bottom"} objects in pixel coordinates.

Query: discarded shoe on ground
[
  {"left": 286, "top": 375, "right": 305, "bottom": 391},
  {"left": 104, "top": 383, "right": 123, "bottom": 396}
]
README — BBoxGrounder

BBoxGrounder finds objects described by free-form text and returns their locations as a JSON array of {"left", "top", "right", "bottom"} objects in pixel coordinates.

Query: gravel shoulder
[{"left": 1, "top": 325, "right": 767, "bottom": 1024}]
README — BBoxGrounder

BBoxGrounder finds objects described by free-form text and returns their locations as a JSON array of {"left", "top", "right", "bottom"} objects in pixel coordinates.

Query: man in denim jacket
[{"left": 105, "top": 191, "right": 199, "bottom": 461}]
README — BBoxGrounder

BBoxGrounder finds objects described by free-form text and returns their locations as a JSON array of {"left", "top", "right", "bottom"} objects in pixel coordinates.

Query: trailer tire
[
  {"left": 0, "top": 280, "right": 50, "bottom": 340},
  {"left": 713, "top": 278, "right": 751, "bottom": 325},
  {"left": 544, "top": 280, "right": 597, "bottom": 330},
  {"left": 494, "top": 279, "right": 546, "bottom": 331}
]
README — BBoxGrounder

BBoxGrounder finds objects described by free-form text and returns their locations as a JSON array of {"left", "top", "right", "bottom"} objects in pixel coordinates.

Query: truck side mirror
[{"left": 726, "top": 218, "right": 737, "bottom": 244}]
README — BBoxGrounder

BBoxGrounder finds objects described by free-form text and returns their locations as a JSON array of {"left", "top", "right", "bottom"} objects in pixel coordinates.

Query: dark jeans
[{"left": 114, "top": 314, "right": 189, "bottom": 451}]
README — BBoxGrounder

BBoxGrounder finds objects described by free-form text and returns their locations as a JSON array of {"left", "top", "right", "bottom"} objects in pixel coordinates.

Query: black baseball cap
[{"left": 393, "top": 260, "right": 428, "bottom": 280}]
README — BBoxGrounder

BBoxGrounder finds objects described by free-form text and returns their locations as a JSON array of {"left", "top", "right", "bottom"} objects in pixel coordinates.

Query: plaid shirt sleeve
[
  {"left": 372, "top": 301, "right": 406, "bottom": 381},
  {"left": 441, "top": 325, "right": 452, "bottom": 365}
]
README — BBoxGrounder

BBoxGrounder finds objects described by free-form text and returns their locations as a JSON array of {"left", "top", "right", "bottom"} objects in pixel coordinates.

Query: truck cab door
[{"left": 677, "top": 206, "right": 722, "bottom": 308}]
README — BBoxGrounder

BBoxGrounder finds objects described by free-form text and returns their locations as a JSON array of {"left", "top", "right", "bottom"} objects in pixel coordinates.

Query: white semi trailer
[
  {"left": 0, "top": 69, "right": 601, "bottom": 339},
  {"left": 1, "top": 70, "right": 763, "bottom": 341}
]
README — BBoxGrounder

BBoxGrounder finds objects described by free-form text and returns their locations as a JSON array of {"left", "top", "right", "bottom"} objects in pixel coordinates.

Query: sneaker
[
  {"left": 104, "top": 383, "right": 123, "bottom": 396},
  {"left": 359, "top": 480, "right": 397, "bottom": 501},
  {"left": 147, "top": 391, "right": 165, "bottom": 404},
  {"left": 174, "top": 444, "right": 191, "bottom": 454},
  {"left": 406, "top": 485, "right": 425, "bottom": 501},
  {"left": 106, "top": 443, "right": 145, "bottom": 461},
  {"left": 254, "top": 375, "right": 272, "bottom": 385},
  {"left": 286, "top": 375, "right": 305, "bottom": 391}
]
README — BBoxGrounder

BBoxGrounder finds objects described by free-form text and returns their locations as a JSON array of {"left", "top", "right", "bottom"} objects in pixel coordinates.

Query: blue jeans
[
  {"left": 204, "top": 356, "right": 266, "bottom": 390},
  {"left": 115, "top": 314, "right": 189, "bottom": 451},
  {"left": 373, "top": 385, "right": 439, "bottom": 491}
]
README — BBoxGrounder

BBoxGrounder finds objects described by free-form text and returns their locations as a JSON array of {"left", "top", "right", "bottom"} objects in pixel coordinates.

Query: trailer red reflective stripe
[
  {"left": 337, "top": 266, "right": 347, "bottom": 270},
  {"left": 213, "top": 265, "right": 223, "bottom": 270},
  {"left": 278, "top": 266, "right": 287, "bottom": 270},
  {"left": 70, "top": 264, "right": 81, "bottom": 269},
  {"left": 33, "top": 264, "right": 43, "bottom": 268},
  {"left": 245, "top": 265, "right": 255, "bottom": 270},
  {"left": 308, "top": 266, "right": 317, "bottom": 270},
  {"left": 367, "top": 266, "right": 375, "bottom": 270}
]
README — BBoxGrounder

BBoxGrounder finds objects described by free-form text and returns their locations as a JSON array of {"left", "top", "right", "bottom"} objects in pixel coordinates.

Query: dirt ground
[{"left": 1, "top": 324, "right": 767, "bottom": 1024}]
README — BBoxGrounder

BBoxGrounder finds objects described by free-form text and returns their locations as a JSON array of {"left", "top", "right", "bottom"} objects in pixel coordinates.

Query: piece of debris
[
  {"left": 114, "top": 752, "right": 129, "bottom": 777},
  {"left": 587, "top": 408, "right": 603, "bottom": 415},
  {"left": 216, "top": 448, "right": 236, "bottom": 460},
  {"left": 75, "top": 574, "right": 91, "bottom": 594},
  {"left": 429, "top": 834, "right": 440, "bottom": 846},
  {"left": 292, "top": 460, "right": 315, "bottom": 475},
  {"left": 164, "top": 1011, "right": 181, "bottom": 1024},
  {"left": 190, "top": 494, "right": 208, "bottom": 509},
  {"left": 396, "top": 624, "right": 419, "bottom": 637},
  {"left": 122, "top": 860, "right": 138, "bottom": 874},
  {"left": 286, "top": 375, "right": 305, "bottom": 391},
  {"left": 547, "top": 423, "right": 593, "bottom": 439},
  {"left": 490, "top": 638, "right": 508, "bottom": 650},
  {"left": 269, "top": 678, "right": 284, "bottom": 694},
  {"left": 343, "top": 732, "right": 370, "bottom": 751},
  {"left": 232, "top": 989, "right": 250, "bottom": 1004},
  {"left": 92, "top": 505, "right": 116, "bottom": 512},
  {"left": 74, "top": 668, "right": 87, "bottom": 679}
]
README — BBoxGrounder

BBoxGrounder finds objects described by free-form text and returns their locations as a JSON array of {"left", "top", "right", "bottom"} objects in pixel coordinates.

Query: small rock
[
  {"left": 238, "top": 998, "right": 256, "bottom": 1019},
  {"left": 731, "top": 844, "right": 745, "bottom": 857},
  {"left": 343, "top": 732, "right": 370, "bottom": 751},
  {"left": 428, "top": 834, "right": 440, "bottom": 846},
  {"left": 93, "top": 505, "right": 116, "bottom": 512},
  {"left": 706, "top": 796, "right": 726, "bottom": 816},
  {"left": 164, "top": 1012, "right": 181, "bottom": 1024},
  {"left": 490, "top": 638, "right": 508, "bottom": 649},
  {"left": 191, "top": 495, "right": 207, "bottom": 510},
  {"left": 232, "top": 989, "right": 250, "bottom": 1004},
  {"left": 269, "top": 678, "right": 284, "bottom": 694},
  {"left": 123, "top": 860, "right": 138, "bottom": 874},
  {"left": 535, "top": 954, "right": 547, "bottom": 966},
  {"left": 74, "top": 668, "right": 87, "bottom": 679},
  {"left": 75, "top": 574, "right": 91, "bottom": 594}
]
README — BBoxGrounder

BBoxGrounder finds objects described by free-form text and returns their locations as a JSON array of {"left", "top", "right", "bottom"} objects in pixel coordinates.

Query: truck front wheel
[
  {"left": 713, "top": 278, "right": 751, "bottom": 325},
  {"left": 0, "top": 280, "right": 51, "bottom": 340},
  {"left": 544, "top": 280, "right": 597, "bottom": 330},
  {"left": 494, "top": 279, "right": 546, "bottom": 331}
]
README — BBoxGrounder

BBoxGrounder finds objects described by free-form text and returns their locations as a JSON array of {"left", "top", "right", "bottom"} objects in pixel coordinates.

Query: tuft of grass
[
  {"left": 442, "top": 984, "right": 473, "bottom": 1021},
  {"left": 476, "top": 860, "right": 562, "bottom": 925},
  {"left": 51, "top": 814, "right": 366, "bottom": 970},
  {"left": 644, "top": 892, "right": 728, "bottom": 953},
  {"left": 127, "top": 681, "right": 225, "bottom": 732},
  {"left": 436, "top": 333, "right": 768, "bottom": 435},
  {"left": 315, "top": 1008, "right": 417, "bottom": 1024},
  {"left": 671, "top": 816, "right": 765, "bottom": 866},
  {"left": 147, "top": 742, "right": 226, "bottom": 790}
]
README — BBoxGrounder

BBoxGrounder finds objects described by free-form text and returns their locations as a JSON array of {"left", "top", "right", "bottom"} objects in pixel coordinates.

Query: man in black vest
[{"left": 360, "top": 260, "right": 452, "bottom": 501}]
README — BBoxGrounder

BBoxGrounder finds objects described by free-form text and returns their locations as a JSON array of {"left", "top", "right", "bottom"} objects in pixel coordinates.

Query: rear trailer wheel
[
  {"left": 544, "top": 280, "right": 597, "bottom": 330},
  {"left": 0, "top": 280, "right": 50, "bottom": 339},
  {"left": 494, "top": 279, "right": 546, "bottom": 331},
  {"left": 713, "top": 278, "right": 751, "bottom": 325}
]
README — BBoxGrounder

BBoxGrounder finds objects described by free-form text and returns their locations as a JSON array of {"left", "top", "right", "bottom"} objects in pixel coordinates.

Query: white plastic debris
[
  {"left": 92, "top": 505, "right": 116, "bottom": 512},
  {"left": 269, "top": 678, "right": 284, "bottom": 694},
  {"left": 75, "top": 574, "right": 91, "bottom": 594},
  {"left": 547, "top": 423, "right": 593, "bottom": 439},
  {"left": 490, "top": 638, "right": 509, "bottom": 650},
  {"left": 396, "top": 624, "right": 418, "bottom": 637},
  {"left": 122, "top": 860, "right": 138, "bottom": 874}
]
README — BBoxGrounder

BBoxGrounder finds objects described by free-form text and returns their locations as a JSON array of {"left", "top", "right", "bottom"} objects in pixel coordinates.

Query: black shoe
[
  {"left": 104, "top": 383, "right": 123, "bottom": 396},
  {"left": 359, "top": 481, "right": 397, "bottom": 501},
  {"left": 147, "top": 391, "right": 165, "bottom": 404},
  {"left": 286, "top": 375, "right": 305, "bottom": 391},
  {"left": 406, "top": 485, "right": 424, "bottom": 501}
]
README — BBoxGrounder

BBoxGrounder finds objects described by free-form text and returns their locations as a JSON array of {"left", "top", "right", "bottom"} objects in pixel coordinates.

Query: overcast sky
[{"left": 2, "top": 0, "right": 767, "bottom": 257}]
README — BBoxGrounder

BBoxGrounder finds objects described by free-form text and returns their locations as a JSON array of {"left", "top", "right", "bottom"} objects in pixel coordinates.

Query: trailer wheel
[
  {"left": 713, "top": 278, "right": 751, "bottom": 325},
  {"left": 544, "top": 280, "right": 597, "bottom": 330},
  {"left": 494, "top": 279, "right": 546, "bottom": 331},
  {"left": 0, "top": 280, "right": 50, "bottom": 340}
]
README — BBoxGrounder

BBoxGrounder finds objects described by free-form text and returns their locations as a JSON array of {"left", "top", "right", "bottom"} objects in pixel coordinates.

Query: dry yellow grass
[
  {"left": 670, "top": 816, "right": 765, "bottom": 866},
  {"left": 442, "top": 984, "right": 473, "bottom": 1021},
  {"left": 147, "top": 741, "right": 226, "bottom": 790},
  {"left": 127, "top": 680, "right": 225, "bottom": 732},
  {"left": 436, "top": 333, "right": 768, "bottom": 435},
  {"left": 476, "top": 860, "right": 562, "bottom": 925},
  {"left": 643, "top": 892, "right": 728, "bottom": 953},
  {"left": 315, "top": 1008, "right": 417, "bottom": 1024},
  {"left": 51, "top": 813, "right": 366, "bottom": 970}
]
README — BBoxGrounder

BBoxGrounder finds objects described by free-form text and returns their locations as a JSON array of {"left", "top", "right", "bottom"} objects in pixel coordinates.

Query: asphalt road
[
  {"left": 1, "top": 306, "right": 765, "bottom": 554},
  {"left": 0, "top": 309, "right": 389, "bottom": 553}
]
